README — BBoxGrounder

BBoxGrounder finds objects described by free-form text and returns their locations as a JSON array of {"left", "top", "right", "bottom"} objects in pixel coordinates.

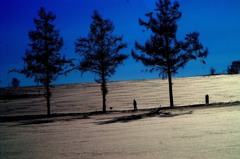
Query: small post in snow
[{"left": 205, "top": 94, "right": 209, "bottom": 105}]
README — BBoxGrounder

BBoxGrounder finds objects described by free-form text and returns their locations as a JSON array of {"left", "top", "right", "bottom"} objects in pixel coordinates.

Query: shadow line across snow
[
  {"left": 96, "top": 108, "right": 193, "bottom": 125},
  {"left": 1, "top": 101, "right": 239, "bottom": 126}
]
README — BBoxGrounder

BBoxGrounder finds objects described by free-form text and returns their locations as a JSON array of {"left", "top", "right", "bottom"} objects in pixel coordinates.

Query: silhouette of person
[{"left": 133, "top": 99, "right": 137, "bottom": 111}]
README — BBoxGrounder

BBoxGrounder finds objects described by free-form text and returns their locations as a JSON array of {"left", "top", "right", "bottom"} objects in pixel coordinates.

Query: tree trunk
[
  {"left": 45, "top": 64, "right": 51, "bottom": 116},
  {"left": 165, "top": 35, "right": 174, "bottom": 108},
  {"left": 45, "top": 62, "right": 51, "bottom": 116},
  {"left": 101, "top": 80, "right": 107, "bottom": 113},
  {"left": 102, "top": 85, "right": 106, "bottom": 113},
  {"left": 167, "top": 69, "right": 174, "bottom": 108},
  {"left": 46, "top": 84, "right": 51, "bottom": 116},
  {"left": 100, "top": 68, "right": 107, "bottom": 113}
]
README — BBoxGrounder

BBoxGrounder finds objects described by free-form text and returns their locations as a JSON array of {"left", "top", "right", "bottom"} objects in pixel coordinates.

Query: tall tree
[
  {"left": 132, "top": 0, "right": 208, "bottom": 108},
  {"left": 227, "top": 60, "right": 240, "bottom": 74},
  {"left": 11, "top": 7, "right": 73, "bottom": 115},
  {"left": 75, "top": 10, "right": 128, "bottom": 112}
]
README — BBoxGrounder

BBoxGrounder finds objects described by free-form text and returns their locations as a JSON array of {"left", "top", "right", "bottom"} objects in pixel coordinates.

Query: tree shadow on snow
[
  {"left": 97, "top": 108, "right": 193, "bottom": 125},
  {"left": 16, "top": 115, "right": 91, "bottom": 126},
  {"left": 2, "top": 108, "right": 194, "bottom": 126},
  {"left": 2, "top": 113, "right": 91, "bottom": 126}
]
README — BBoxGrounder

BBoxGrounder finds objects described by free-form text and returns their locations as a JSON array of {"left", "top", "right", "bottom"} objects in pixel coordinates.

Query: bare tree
[
  {"left": 132, "top": 0, "right": 208, "bottom": 108},
  {"left": 75, "top": 11, "right": 128, "bottom": 112}
]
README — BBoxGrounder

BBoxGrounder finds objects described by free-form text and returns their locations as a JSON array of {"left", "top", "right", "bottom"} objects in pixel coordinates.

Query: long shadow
[
  {"left": 18, "top": 118, "right": 56, "bottom": 125},
  {"left": 3, "top": 101, "right": 239, "bottom": 126},
  {"left": 16, "top": 115, "right": 90, "bottom": 126},
  {"left": 3, "top": 109, "right": 192, "bottom": 126},
  {"left": 1, "top": 112, "right": 97, "bottom": 126},
  {"left": 97, "top": 108, "right": 193, "bottom": 125}
]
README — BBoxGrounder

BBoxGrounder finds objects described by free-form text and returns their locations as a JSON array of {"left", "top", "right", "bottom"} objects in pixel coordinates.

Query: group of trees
[
  {"left": 210, "top": 61, "right": 240, "bottom": 75},
  {"left": 227, "top": 61, "right": 240, "bottom": 74},
  {"left": 11, "top": 0, "right": 238, "bottom": 115},
  {"left": 12, "top": 7, "right": 128, "bottom": 115}
]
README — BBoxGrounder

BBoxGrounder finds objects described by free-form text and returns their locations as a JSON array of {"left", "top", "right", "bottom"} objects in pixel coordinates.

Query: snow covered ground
[
  {"left": 0, "top": 74, "right": 240, "bottom": 158},
  {"left": 0, "top": 74, "right": 239, "bottom": 115},
  {"left": 0, "top": 105, "right": 240, "bottom": 159}
]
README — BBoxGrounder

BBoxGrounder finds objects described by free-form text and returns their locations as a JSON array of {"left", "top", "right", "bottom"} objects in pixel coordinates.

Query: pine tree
[
  {"left": 11, "top": 7, "right": 73, "bottom": 115},
  {"left": 132, "top": 0, "right": 208, "bottom": 107},
  {"left": 75, "top": 10, "right": 128, "bottom": 112}
]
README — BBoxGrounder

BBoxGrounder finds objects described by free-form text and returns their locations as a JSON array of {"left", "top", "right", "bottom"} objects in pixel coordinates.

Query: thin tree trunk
[
  {"left": 102, "top": 84, "right": 106, "bottom": 113},
  {"left": 165, "top": 35, "right": 174, "bottom": 108},
  {"left": 46, "top": 84, "right": 51, "bottom": 116},
  {"left": 46, "top": 62, "right": 51, "bottom": 116},
  {"left": 100, "top": 64, "right": 107, "bottom": 112},
  {"left": 167, "top": 68, "right": 174, "bottom": 108},
  {"left": 100, "top": 44, "right": 106, "bottom": 112},
  {"left": 101, "top": 79, "right": 107, "bottom": 113},
  {"left": 45, "top": 64, "right": 51, "bottom": 116},
  {"left": 44, "top": 31, "right": 51, "bottom": 116}
]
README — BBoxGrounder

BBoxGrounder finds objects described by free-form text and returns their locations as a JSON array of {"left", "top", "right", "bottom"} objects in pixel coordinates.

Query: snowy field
[
  {"left": 0, "top": 105, "right": 240, "bottom": 159},
  {"left": 0, "top": 74, "right": 240, "bottom": 158},
  {"left": 0, "top": 74, "right": 239, "bottom": 116}
]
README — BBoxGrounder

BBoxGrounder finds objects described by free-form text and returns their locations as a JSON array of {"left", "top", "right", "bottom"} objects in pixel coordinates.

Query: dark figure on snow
[{"left": 133, "top": 99, "right": 137, "bottom": 111}]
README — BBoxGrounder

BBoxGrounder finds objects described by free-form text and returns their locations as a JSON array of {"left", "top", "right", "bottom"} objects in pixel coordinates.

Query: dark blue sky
[{"left": 0, "top": 0, "right": 240, "bottom": 87}]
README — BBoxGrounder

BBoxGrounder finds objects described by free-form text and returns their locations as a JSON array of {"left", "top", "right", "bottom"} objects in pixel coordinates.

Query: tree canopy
[{"left": 227, "top": 60, "right": 240, "bottom": 74}]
